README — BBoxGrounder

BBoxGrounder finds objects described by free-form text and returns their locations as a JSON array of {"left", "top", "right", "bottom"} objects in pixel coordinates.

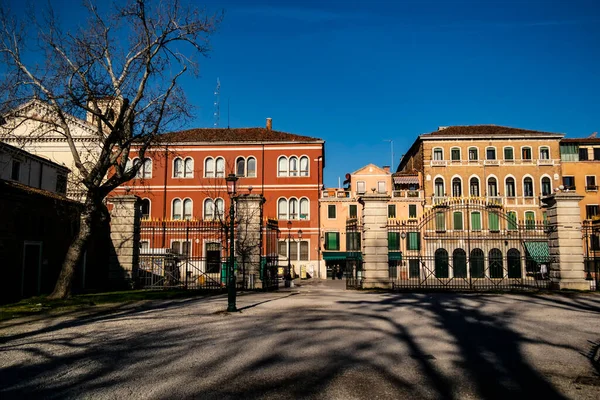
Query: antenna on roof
[
  {"left": 213, "top": 78, "right": 220, "bottom": 128},
  {"left": 227, "top": 97, "right": 230, "bottom": 129}
]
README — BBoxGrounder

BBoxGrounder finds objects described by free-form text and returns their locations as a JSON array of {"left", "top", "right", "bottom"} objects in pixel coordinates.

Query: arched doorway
[{"left": 453, "top": 248, "right": 467, "bottom": 278}]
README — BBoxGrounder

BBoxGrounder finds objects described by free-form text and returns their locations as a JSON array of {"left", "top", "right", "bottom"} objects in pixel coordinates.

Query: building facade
[
  {"left": 0, "top": 141, "right": 70, "bottom": 195},
  {"left": 559, "top": 136, "right": 600, "bottom": 221},
  {"left": 397, "top": 125, "right": 564, "bottom": 223},
  {"left": 114, "top": 120, "right": 325, "bottom": 279},
  {"left": 319, "top": 164, "right": 425, "bottom": 279}
]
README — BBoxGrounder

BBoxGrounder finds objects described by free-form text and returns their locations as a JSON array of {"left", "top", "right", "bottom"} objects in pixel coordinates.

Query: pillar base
[
  {"left": 361, "top": 278, "right": 392, "bottom": 290},
  {"left": 549, "top": 279, "right": 591, "bottom": 291}
]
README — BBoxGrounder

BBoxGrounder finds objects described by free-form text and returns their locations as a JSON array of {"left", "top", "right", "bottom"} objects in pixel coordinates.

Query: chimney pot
[
  {"left": 383, "top": 166, "right": 390, "bottom": 173},
  {"left": 266, "top": 118, "right": 272, "bottom": 131}
]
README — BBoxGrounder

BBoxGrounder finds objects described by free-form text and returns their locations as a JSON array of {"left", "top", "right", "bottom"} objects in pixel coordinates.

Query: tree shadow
[{"left": 1, "top": 291, "right": 598, "bottom": 399}]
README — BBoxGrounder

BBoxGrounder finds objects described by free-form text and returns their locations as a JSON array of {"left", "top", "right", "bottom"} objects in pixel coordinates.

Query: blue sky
[{"left": 7, "top": 0, "right": 600, "bottom": 187}]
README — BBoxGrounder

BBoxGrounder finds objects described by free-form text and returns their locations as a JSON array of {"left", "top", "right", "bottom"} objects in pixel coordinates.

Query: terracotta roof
[
  {"left": 561, "top": 137, "right": 600, "bottom": 144},
  {"left": 154, "top": 128, "right": 323, "bottom": 143},
  {"left": 0, "top": 179, "right": 78, "bottom": 203},
  {"left": 422, "top": 125, "right": 563, "bottom": 138}
]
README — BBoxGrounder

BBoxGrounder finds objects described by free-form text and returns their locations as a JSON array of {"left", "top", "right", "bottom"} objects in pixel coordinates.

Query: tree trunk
[{"left": 48, "top": 200, "right": 96, "bottom": 299}]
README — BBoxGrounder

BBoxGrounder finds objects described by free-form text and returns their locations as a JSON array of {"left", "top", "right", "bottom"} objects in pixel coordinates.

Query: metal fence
[
  {"left": 583, "top": 219, "right": 600, "bottom": 291},
  {"left": 138, "top": 219, "right": 279, "bottom": 291},
  {"left": 388, "top": 202, "right": 552, "bottom": 291}
]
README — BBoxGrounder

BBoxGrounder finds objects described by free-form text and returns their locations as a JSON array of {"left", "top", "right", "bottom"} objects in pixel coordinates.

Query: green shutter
[
  {"left": 407, "top": 232, "right": 420, "bottom": 250},
  {"left": 525, "top": 212, "right": 535, "bottom": 230},
  {"left": 489, "top": 212, "right": 499, "bottom": 231},
  {"left": 471, "top": 212, "right": 481, "bottom": 230},
  {"left": 435, "top": 212, "right": 445, "bottom": 231},
  {"left": 507, "top": 212, "right": 517, "bottom": 230},
  {"left": 388, "top": 232, "right": 400, "bottom": 250},
  {"left": 409, "top": 204, "right": 417, "bottom": 218},
  {"left": 388, "top": 204, "right": 396, "bottom": 218},
  {"left": 453, "top": 212, "right": 463, "bottom": 230},
  {"left": 326, "top": 232, "right": 340, "bottom": 250}
]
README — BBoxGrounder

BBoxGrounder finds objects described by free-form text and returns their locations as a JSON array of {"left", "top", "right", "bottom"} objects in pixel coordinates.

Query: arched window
[
  {"left": 289, "top": 198, "right": 298, "bottom": 220},
  {"left": 278, "top": 198, "right": 287, "bottom": 219},
  {"left": 434, "top": 178, "right": 444, "bottom": 197},
  {"left": 141, "top": 198, "right": 150, "bottom": 219},
  {"left": 507, "top": 248, "right": 522, "bottom": 278},
  {"left": 505, "top": 177, "right": 516, "bottom": 197},
  {"left": 433, "top": 148, "right": 443, "bottom": 161},
  {"left": 299, "top": 156, "right": 309, "bottom": 176},
  {"left": 435, "top": 248, "right": 449, "bottom": 278},
  {"left": 204, "top": 158, "right": 215, "bottom": 178},
  {"left": 487, "top": 177, "right": 498, "bottom": 197},
  {"left": 184, "top": 158, "right": 194, "bottom": 177},
  {"left": 453, "top": 248, "right": 467, "bottom": 278},
  {"left": 247, "top": 157, "right": 256, "bottom": 177},
  {"left": 525, "top": 211, "right": 535, "bottom": 230},
  {"left": 468, "top": 147, "right": 478, "bottom": 161},
  {"left": 523, "top": 177, "right": 533, "bottom": 197},
  {"left": 174, "top": 158, "right": 183, "bottom": 177},
  {"left": 299, "top": 198, "right": 309, "bottom": 220},
  {"left": 486, "top": 147, "right": 496, "bottom": 160},
  {"left": 470, "top": 177, "right": 480, "bottom": 197},
  {"left": 278, "top": 157, "right": 288, "bottom": 177},
  {"left": 450, "top": 147, "right": 461, "bottom": 161},
  {"left": 203, "top": 199, "right": 214, "bottom": 220},
  {"left": 522, "top": 147, "right": 532, "bottom": 160},
  {"left": 214, "top": 198, "right": 224, "bottom": 219},
  {"left": 125, "top": 158, "right": 134, "bottom": 173},
  {"left": 489, "top": 248, "right": 503, "bottom": 278},
  {"left": 143, "top": 158, "right": 152, "bottom": 178},
  {"left": 183, "top": 199, "right": 193, "bottom": 220},
  {"left": 452, "top": 178, "right": 462, "bottom": 197},
  {"left": 136, "top": 158, "right": 152, "bottom": 178},
  {"left": 215, "top": 157, "right": 225, "bottom": 177},
  {"left": 539, "top": 147, "right": 550, "bottom": 160},
  {"left": 172, "top": 199, "right": 182, "bottom": 220},
  {"left": 541, "top": 177, "right": 551, "bottom": 196},
  {"left": 470, "top": 248, "right": 484, "bottom": 278},
  {"left": 236, "top": 157, "right": 245, "bottom": 177},
  {"left": 289, "top": 156, "right": 299, "bottom": 176}
]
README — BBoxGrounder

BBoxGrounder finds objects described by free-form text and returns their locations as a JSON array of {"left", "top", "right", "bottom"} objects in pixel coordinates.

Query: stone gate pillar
[
  {"left": 542, "top": 192, "right": 590, "bottom": 290},
  {"left": 235, "top": 194, "right": 264, "bottom": 289},
  {"left": 360, "top": 194, "right": 391, "bottom": 289},
  {"left": 109, "top": 195, "right": 141, "bottom": 289}
]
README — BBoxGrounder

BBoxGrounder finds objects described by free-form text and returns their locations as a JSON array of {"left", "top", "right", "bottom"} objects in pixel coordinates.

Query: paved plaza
[{"left": 1, "top": 280, "right": 599, "bottom": 399}]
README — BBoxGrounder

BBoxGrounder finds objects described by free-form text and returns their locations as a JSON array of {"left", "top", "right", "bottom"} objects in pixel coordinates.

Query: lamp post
[
  {"left": 286, "top": 221, "right": 292, "bottom": 288},
  {"left": 225, "top": 173, "right": 238, "bottom": 312}
]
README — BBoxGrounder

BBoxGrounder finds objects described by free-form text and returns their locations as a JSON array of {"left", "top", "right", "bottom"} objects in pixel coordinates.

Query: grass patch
[{"left": 0, "top": 289, "right": 225, "bottom": 322}]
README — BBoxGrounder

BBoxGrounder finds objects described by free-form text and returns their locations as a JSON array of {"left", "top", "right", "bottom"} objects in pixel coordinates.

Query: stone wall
[{"left": 109, "top": 195, "right": 141, "bottom": 289}]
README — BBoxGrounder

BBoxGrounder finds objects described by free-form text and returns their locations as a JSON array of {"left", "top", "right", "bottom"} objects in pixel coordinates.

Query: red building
[{"left": 114, "top": 119, "right": 325, "bottom": 277}]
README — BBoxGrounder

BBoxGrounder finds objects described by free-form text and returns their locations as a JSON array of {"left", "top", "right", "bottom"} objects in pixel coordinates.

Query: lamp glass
[
  {"left": 298, "top": 230, "right": 303, "bottom": 239},
  {"left": 225, "top": 173, "right": 237, "bottom": 195}
]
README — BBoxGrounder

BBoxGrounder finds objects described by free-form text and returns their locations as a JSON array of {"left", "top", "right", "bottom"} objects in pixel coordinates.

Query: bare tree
[{"left": 0, "top": 0, "right": 221, "bottom": 298}]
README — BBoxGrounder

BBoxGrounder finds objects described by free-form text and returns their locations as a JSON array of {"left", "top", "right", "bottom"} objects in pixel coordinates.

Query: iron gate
[
  {"left": 137, "top": 217, "right": 280, "bottom": 291},
  {"left": 583, "top": 219, "right": 600, "bottom": 291},
  {"left": 387, "top": 199, "right": 553, "bottom": 290}
]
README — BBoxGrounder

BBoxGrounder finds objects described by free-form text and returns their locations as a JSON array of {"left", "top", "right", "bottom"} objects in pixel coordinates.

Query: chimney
[
  {"left": 383, "top": 165, "right": 390, "bottom": 173},
  {"left": 266, "top": 118, "right": 272, "bottom": 131},
  {"left": 437, "top": 126, "right": 448, "bottom": 131}
]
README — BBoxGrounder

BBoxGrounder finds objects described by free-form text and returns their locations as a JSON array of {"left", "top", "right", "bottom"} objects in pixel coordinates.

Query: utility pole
[{"left": 384, "top": 139, "right": 394, "bottom": 168}]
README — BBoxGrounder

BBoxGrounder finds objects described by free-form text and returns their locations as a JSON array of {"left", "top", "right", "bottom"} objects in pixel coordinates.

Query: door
[{"left": 22, "top": 242, "right": 42, "bottom": 298}]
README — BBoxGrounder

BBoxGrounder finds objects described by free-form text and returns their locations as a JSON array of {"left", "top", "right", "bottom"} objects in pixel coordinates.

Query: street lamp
[
  {"left": 286, "top": 221, "right": 292, "bottom": 287},
  {"left": 225, "top": 173, "right": 238, "bottom": 312}
]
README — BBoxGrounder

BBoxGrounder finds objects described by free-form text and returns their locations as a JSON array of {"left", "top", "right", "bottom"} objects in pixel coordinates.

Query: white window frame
[
  {"left": 521, "top": 146, "right": 533, "bottom": 160},
  {"left": 289, "top": 156, "right": 299, "bottom": 176},
  {"left": 468, "top": 147, "right": 479, "bottom": 161},
  {"left": 485, "top": 146, "right": 497, "bottom": 160},
  {"left": 299, "top": 197, "right": 309, "bottom": 220},
  {"left": 505, "top": 175, "right": 517, "bottom": 197},
  {"left": 173, "top": 157, "right": 183, "bottom": 178},
  {"left": 278, "top": 198, "right": 288, "bottom": 220},
  {"left": 184, "top": 157, "right": 194, "bottom": 178},
  {"left": 539, "top": 146, "right": 550, "bottom": 160},
  {"left": 356, "top": 180, "right": 366, "bottom": 194},
  {"left": 246, "top": 156, "right": 257, "bottom": 177},
  {"left": 215, "top": 157, "right": 225, "bottom": 178},
  {"left": 540, "top": 175, "right": 552, "bottom": 196},
  {"left": 377, "top": 180, "right": 386, "bottom": 194},
  {"left": 523, "top": 175, "right": 534, "bottom": 197},
  {"left": 183, "top": 198, "right": 193, "bottom": 220},
  {"left": 204, "top": 157, "right": 215, "bottom": 178},
  {"left": 432, "top": 147, "right": 444, "bottom": 161},
  {"left": 278, "top": 156, "right": 288, "bottom": 177},
  {"left": 172, "top": 198, "right": 182, "bottom": 220},
  {"left": 299, "top": 156, "right": 309, "bottom": 176},
  {"left": 236, "top": 157, "right": 246, "bottom": 177},
  {"left": 450, "top": 147, "right": 461, "bottom": 161},
  {"left": 503, "top": 146, "right": 515, "bottom": 161}
]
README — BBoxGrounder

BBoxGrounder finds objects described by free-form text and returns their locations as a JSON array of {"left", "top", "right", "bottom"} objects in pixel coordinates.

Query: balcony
[
  {"left": 392, "top": 190, "right": 423, "bottom": 199},
  {"left": 321, "top": 190, "right": 351, "bottom": 199},
  {"left": 483, "top": 159, "right": 500, "bottom": 166},
  {"left": 430, "top": 160, "right": 448, "bottom": 167},
  {"left": 586, "top": 185, "right": 598, "bottom": 192},
  {"left": 537, "top": 159, "right": 554, "bottom": 166}
]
